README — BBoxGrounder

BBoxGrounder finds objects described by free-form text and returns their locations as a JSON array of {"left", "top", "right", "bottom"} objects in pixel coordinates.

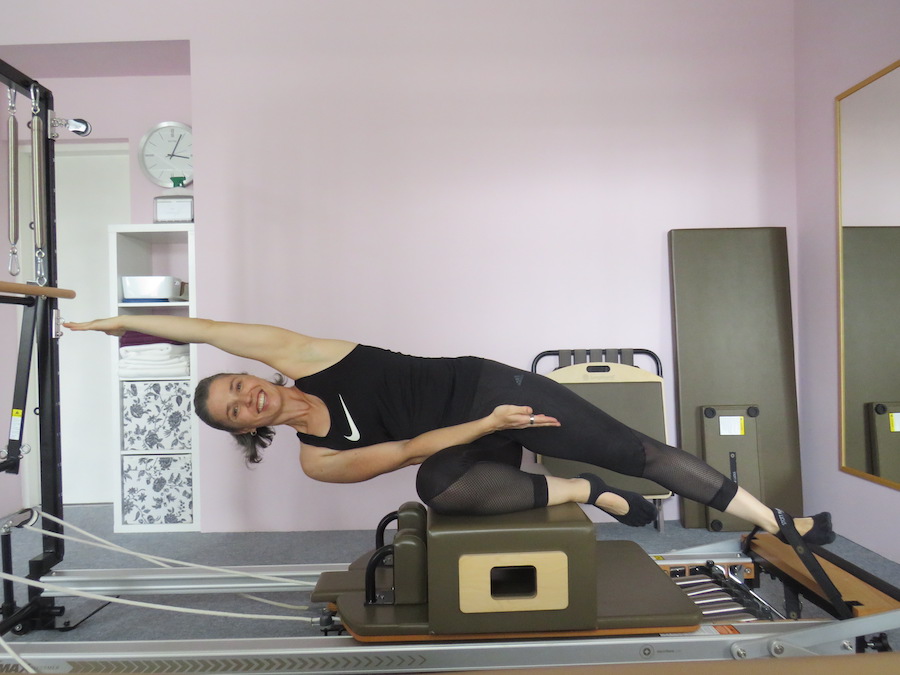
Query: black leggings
[{"left": 415, "top": 361, "right": 738, "bottom": 516}]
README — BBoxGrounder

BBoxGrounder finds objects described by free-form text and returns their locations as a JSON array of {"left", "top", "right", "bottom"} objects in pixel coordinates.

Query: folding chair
[{"left": 531, "top": 349, "right": 672, "bottom": 531}]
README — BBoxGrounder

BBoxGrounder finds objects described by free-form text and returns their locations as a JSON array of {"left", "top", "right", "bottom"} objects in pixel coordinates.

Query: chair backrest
[
  {"left": 531, "top": 348, "right": 663, "bottom": 377},
  {"left": 547, "top": 362, "right": 668, "bottom": 444},
  {"left": 533, "top": 353, "right": 671, "bottom": 499}
]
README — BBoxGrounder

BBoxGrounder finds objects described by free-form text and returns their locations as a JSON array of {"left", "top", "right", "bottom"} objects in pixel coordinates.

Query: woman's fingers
[
  {"left": 63, "top": 319, "right": 125, "bottom": 336},
  {"left": 493, "top": 405, "right": 560, "bottom": 429}
]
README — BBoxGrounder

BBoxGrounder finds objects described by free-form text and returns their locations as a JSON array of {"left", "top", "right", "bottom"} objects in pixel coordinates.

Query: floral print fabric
[
  {"left": 121, "top": 454, "right": 193, "bottom": 525},
  {"left": 121, "top": 381, "right": 192, "bottom": 452},
  {"left": 120, "top": 380, "right": 194, "bottom": 527}
]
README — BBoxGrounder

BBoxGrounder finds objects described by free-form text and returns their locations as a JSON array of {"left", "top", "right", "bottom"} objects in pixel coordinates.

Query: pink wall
[
  {"left": 1, "top": 1, "right": 893, "bottom": 557},
  {"left": 44, "top": 76, "right": 193, "bottom": 224},
  {"left": 794, "top": 0, "right": 900, "bottom": 561}
]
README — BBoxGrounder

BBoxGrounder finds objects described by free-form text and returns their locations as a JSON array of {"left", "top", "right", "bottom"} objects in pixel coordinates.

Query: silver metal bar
[
  {"left": 730, "top": 609, "right": 900, "bottom": 660},
  {"left": 3, "top": 619, "right": 880, "bottom": 674},
  {"left": 41, "top": 563, "right": 349, "bottom": 597}
]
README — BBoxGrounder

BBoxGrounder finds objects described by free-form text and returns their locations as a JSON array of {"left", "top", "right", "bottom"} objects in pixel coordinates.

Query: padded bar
[
  {"left": 0, "top": 280, "right": 76, "bottom": 299},
  {"left": 669, "top": 228, "right": 801, "bottom": 528}
]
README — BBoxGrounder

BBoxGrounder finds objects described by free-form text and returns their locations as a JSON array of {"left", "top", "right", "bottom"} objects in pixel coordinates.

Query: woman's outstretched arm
[
  {"left": 64, "top": 315, "right": 354, "bottom": 377},
  {"left": 300, "top": 405, "right": 560, "bottom": 483}
]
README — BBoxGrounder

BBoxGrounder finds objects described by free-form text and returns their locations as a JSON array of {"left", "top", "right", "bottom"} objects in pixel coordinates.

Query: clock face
[{"left": 139, "top": 122, "right": 194, "bottom": 187}]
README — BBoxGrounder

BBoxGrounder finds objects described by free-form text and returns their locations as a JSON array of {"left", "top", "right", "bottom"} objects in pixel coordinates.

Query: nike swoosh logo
[{"left": 338, "top": 395, "right": 361, "bottom": 442}]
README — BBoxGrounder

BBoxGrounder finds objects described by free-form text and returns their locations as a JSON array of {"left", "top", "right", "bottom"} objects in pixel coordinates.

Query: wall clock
[{"left": 139, "top": 121, "right": 194, "bottom": 188}]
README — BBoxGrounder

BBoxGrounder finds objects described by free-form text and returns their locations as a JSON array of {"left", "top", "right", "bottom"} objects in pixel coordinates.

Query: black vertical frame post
[
  {"left": 30, "top": 83, "right": 66, "bottom": 581},
  {"left": 1, "top": 59, "right": 65, "bottom": 603}
]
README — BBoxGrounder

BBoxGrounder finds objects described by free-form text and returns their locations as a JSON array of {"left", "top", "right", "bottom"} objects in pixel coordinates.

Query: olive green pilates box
[{"left": 426, "top": 503, "right": 597, "bottom": 634}]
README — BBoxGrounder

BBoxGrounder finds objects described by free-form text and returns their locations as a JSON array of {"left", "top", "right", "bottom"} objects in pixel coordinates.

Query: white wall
[
  {"left": 3, "top": 1, "right": 894, "bottom": 556},
  {"left": 794, "top": 0, "right": 900, "bottom": 561},
  {"left": 55, "top": 145, "right": 131, "bottom": 504}
]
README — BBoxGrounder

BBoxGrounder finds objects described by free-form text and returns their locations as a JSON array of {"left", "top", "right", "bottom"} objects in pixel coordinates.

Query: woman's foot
[
  {"left": 772, "top": 509, "right": 835, "bottom": 546},
  {"left": 577, "top": 473, "right": 657, "bottom": 527}
]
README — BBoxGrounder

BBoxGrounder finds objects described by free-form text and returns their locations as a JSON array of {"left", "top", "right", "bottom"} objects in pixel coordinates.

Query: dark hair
[{"left": 194, "top": 372, "right": 286, "bottom": 465}]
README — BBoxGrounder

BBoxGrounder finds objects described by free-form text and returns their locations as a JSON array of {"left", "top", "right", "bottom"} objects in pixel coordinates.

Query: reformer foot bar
[{"left": 2, "top": 503, "right": 899, "bottom": 673}]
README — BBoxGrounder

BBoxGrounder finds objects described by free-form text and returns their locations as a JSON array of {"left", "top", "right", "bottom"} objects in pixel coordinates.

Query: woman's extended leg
[{"left": 469, "top": 361, "right": 831, "bottom": 539}]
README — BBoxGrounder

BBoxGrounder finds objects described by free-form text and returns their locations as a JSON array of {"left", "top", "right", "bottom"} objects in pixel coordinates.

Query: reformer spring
[
  {"left": 6, "top": 86, "right": 18, "bottom": 277},
  {"left": 29, "top": 84, "right": 46, "bottom": 286}
]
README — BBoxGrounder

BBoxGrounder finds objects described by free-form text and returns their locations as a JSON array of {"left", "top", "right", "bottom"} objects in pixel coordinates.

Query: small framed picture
[{"left": 154, "top": 195, "right": 194, "bottom": 223}]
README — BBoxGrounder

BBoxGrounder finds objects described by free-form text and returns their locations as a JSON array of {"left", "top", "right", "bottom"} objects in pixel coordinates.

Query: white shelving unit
[{"left": 108, "top": 223, "right": 200, "bottom": 532}]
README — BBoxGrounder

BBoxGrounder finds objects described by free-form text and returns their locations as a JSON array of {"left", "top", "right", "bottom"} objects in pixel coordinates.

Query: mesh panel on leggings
[
  {"left": 422, "top": 462, "right": 545, "bottom": 515},
  {"left": 632, "top": 429, "right": 738, "bottom": 512}
]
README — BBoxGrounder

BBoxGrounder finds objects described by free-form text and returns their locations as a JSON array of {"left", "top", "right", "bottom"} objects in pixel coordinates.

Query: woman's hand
[
  {"left": 488, "top": 405, "right": 560, "bottom": 431},
  {"left": 63, "top": 317, "right": 126, "bottom": 337}
]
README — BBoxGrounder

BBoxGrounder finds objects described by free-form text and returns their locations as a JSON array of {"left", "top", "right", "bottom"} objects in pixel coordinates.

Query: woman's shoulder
[{"left": 288, "top": 339, "right": 359, "bottom": 379}]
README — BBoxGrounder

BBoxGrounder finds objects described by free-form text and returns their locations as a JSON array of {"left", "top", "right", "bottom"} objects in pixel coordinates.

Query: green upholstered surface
[
  {"left": 335, "top": 539, "right": 700, "bottom": 637},
  {"left": 427, "top": 503, "right": 598, "bottom": 634},
  {"left": 594, "top": 540, "right": 700, "bottom": 628},
  {"left": 669, "top": 228, "right": 802, "bottom": 529}
]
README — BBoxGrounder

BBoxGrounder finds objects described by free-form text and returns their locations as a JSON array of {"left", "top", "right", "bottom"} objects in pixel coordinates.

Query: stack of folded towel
[{"left": 118, "top": 342, "right": 190, "bottom": 378}]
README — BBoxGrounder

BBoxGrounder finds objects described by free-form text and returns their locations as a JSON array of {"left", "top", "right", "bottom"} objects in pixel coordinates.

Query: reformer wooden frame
[{"left": 0, "top": 56, "right": 68, "bottom": 636}]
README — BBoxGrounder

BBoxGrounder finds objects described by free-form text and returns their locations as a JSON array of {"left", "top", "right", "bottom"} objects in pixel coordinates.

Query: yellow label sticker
[
  {"left": 719, "top": 416, "right": 745, "bottom": 436},
  {"left": 890, "top": 412, "right": 899, "bottom": 432},
  {"left": 11, "top": 409, "right": 23, "bottom": 418}
]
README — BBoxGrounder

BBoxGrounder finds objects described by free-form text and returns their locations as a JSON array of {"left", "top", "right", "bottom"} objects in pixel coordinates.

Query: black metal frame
[{"left": 1, "top": 56, "right": 65, "bottom": 635}]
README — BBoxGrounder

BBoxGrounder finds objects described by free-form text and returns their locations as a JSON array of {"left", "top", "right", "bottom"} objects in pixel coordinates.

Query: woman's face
[{"left": 205, "top": 374, "right": 284, "bottom": 433}]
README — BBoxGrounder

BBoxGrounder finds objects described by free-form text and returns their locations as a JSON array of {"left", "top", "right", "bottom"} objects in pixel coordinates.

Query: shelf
[
  {"left": 118, "top": 301, "right": 190, "bottom": 308},
  {"left": 110, "top": 223, "right": 199, "bottom": 533}
]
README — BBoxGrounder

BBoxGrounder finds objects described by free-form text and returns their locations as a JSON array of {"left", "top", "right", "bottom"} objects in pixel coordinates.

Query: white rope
[
  {"left": 0, "top": 571, "right": 317, "bottom": 624},
  {"left": 238, "top": 594, "right": 310, "bottom": 611},
  {"left": 28, "top": 510, "right": 316, "bottom": 588},
  {"left": 0, "top": 632, "right": 36, "bottom": 673}
]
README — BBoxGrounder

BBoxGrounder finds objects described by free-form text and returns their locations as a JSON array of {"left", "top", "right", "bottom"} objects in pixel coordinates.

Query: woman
[{"left": 65, "top": 315, "right": 833, "bottom": 542}]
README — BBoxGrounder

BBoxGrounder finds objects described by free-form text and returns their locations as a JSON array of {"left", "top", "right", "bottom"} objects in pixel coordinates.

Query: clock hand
[{"left": 167, "top": 134, "right": 183, "bottom": 159}]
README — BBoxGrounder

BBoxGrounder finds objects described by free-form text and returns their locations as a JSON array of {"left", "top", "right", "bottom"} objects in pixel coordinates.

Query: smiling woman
[{"left": 63, "top": 314, "right": 835, "bottom": 544}]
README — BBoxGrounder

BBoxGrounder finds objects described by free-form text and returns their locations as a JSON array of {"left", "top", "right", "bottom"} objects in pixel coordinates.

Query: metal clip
[
  {"left": 35, "top": 248, "right": 47, "bottom": 286},
  {"left": 52, "top": 309, "right": 64, "bottom": 338},
  {"left": 30, "top": 83, "right": 40, "bottom": 115},
  {"left": 7, "top": 246, "right": 18, "bottom": 276},
  {"left": 7, "top": 86, "right": 16, "bottom": 114}
]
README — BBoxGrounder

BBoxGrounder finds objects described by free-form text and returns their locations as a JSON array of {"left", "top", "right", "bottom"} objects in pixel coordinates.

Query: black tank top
[{"left": 294, "top": 345, "right": 483, "bottom": 449}]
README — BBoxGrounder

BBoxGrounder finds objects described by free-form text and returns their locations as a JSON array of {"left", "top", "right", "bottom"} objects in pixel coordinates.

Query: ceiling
[{"left": 0, "top": 40, "right": 190, "bottom": 79}]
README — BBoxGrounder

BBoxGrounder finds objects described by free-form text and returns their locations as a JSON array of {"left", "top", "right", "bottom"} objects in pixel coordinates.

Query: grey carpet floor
[{"left": 3, "top": 504, "right": 899, "bottom": 646}]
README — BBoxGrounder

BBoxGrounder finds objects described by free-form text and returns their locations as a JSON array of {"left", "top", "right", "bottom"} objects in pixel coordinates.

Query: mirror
[{"left": 837, "top": 59, "right": 900, "bottom": 489}]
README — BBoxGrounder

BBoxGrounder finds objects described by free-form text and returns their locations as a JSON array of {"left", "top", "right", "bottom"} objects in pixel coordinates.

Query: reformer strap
[{"left": 744, "top": 509, "right": 853, "bottom": 620}]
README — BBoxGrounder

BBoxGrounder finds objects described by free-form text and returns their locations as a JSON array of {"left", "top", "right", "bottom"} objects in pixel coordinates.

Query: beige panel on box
[{"left": 458, "top": 551, "right": 569, "bottom": 614}]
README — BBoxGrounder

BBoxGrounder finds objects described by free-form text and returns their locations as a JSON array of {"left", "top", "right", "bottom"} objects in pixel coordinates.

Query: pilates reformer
[{"left": 2, "top": 500, "right": 900, "bottom": 673}]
